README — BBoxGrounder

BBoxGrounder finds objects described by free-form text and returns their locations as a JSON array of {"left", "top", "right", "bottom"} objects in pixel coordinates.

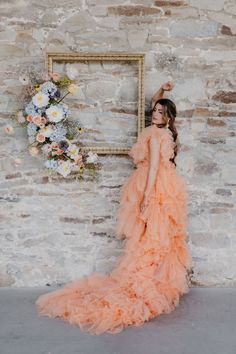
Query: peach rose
[
  {"left": 51, "top": 142, "right": 59, "bottom": 149},
  {"left": 56, "top": 148, "right": 64, "bottom": 155},
  {"left": 39, "top": 117, "right": 47, "bottom": 128},
  {"left": 50, "top": 72, "right": 61, "bottom": 82},
  {"left": 68, "top": 84, "right": 78, "bottom": 95},
  {"left": 33, "top": 116, "right": 43, "bottom": 126},
  {"left": 36, "top": 133, "right": 46, "bottom": 143},
  {"left": 74, "top": 154, "right": 83, "bottom": 164},
  {"left": 42, "top": 72, "right": 50, "bottom": 81},
  {"left": 26, "top": 115, "right": 34, "bottom": 123},
  {"left": 29, "top": 146, "right": 39, "bottom": 156},
  {"left": 52, "top": 149, "right": 64, "bottom": 156},
  {"left": 4, "top": 125, "right": 14, "bottom": 135}
]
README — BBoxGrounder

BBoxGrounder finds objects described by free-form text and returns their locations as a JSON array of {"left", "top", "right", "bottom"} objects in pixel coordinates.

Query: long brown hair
[{"left": 152, "top": 98, "right": 180, "bottom": 167}]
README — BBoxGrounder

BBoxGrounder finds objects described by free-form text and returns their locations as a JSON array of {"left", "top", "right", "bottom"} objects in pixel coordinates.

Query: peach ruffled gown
[{"left": 35, "top": 124, "right": 193, "bottom": 335}]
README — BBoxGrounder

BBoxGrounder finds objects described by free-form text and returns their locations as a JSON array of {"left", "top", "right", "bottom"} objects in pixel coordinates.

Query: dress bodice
[{"left": 128, "top": 124, "right": 175, "bottom": 167}]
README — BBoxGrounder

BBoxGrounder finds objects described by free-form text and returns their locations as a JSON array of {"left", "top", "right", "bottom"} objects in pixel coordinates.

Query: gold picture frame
[{"left": 46, "top": 52, "right": 145, "bottom": 155}]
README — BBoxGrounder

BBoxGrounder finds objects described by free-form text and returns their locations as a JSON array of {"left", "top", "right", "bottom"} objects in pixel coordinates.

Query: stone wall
[{"left": 0, "top": 0, "right": 235, "bottom": 287}]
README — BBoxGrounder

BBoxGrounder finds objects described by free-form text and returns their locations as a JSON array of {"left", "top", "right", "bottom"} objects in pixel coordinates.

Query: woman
[
  {"left": 141, "top": 81, "right": 180, "bottom": 214},
  {"left": 35, "top": 81, "right": 193, "bottom": 335}
]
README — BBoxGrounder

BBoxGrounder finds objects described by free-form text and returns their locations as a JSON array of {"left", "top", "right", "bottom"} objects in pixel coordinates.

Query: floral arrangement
[{"left": 5, "top": 71, "right": 102, "bottom": 179}]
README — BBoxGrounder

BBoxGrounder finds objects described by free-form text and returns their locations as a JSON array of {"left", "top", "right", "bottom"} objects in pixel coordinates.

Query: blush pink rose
[
  {"left": 4, "top": 125, "right": 14, "bottom": 135},
  {"left": 36, "top": 133, "right": 46, "bottom": 143},
  {"left": 26, "top": 115, "right": 34, "bottom": 122},
  {"left": 50, "top": 72, "right": 61, "bottom": 82},
  {"left": 74, "top": 154, "right": 83, "bottom": 164}
]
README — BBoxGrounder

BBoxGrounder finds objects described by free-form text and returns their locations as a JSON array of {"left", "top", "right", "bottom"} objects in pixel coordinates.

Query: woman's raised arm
[
  {"left": 151, "top": 81, "right": 174, "bottom": 109},
  {"left": 151, "top": 87, "right": 164, "bottom": 109}
]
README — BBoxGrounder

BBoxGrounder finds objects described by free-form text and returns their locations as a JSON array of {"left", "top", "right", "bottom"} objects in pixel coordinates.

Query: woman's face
[{"left": 152, "top": 103, "right": 165, "bottom": 125}]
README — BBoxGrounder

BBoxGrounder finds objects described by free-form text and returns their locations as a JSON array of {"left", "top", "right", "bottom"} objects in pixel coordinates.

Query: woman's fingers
[{"left": 162, "top": 81, "right": 174, "bottom": 91}]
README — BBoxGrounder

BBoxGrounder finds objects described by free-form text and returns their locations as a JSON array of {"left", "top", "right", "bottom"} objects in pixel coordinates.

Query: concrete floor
[{"left": 0, "top": 286, "right": 235, "bottom": 354}]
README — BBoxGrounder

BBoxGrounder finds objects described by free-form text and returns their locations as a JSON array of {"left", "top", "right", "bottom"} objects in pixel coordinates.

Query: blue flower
[
  {"left": 58, "top": 140, "right": 69, "bottom": 151},
  {"left": 25, "top": 101, "right": 45, "bottom": 116},
  {"left": 49, "top": 123, "right": 67, "bottom": 142},
  {"left": 27, "top": 122, "right": 38, "bottom": 136},
  {"left": 41, "top": 81, "right": 58, "bottom": 98},
  {"left": 53, "top": 90, "right": 60, "bottom": 99},
  {"left": 45, "top": 159, "right": 59, "bottom": 170},
  {"left": 28, "top": 136, "right": 36, "bottom": 144},
  {"left": 58, "top": 103, "right": 70, "bottom": 118}
]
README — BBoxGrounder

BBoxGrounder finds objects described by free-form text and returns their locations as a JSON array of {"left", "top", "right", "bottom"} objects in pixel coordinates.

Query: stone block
[
  {"left": 155, "top": 0, "right": 187, "bottom": 6},
  {"left": 212, "top": 91, "right": 236, "bottom": 104},
  {"left": 202, "top": 50, "right": 236, "bottom": 62},
  {"left": 89, "top": 6, "right": 108, "bottom": 17},
  {"left": 127, "top": 30, "right": 149, "bottom": 49},
  {"left": 108, "top": 5, "right": 162, "bottom": 17},
  {"left": 170, "top": 19, "right": 219, "bottom": 38},
  {"left": 0, "top": 29, "right": 16, "bottom": 42},
  {"left": 173, "top": 77, "right": 206, "bottom": 100},
  {"left": 191, "top": 231, "right": 231, "bottom": 248},
  {"left": 224, "top": 2, "right": 236, "bottom": 16},
  {"left": 86, "top": 81, "right": 117, "bottom": 101},
  {"left": 189, "top": 0, "right": 225, "bottom": 11},
  {"left": 216, "top": 189, "right": 232, "bottom": 196},
  {"left": 59, "top": 11, "right": 96, "bottom": 32},
  {"left": 95, "top": 17, "right": 120, "bottom": 29},
  {"left": 117, "top": 79, "right": 138, "bottom": 103}
]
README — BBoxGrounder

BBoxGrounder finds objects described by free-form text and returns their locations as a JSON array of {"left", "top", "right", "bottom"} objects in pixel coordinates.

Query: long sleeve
[{"left": 151, "top": 88, "right": 164, "bottom": 109}]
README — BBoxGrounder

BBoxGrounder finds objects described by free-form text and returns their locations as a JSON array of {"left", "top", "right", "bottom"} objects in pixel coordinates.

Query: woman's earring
[{"left": 166, "top": 119, "right": 170, "bottom": 129}]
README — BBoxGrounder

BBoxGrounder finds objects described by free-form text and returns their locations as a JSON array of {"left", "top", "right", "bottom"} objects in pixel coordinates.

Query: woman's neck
[{"left": 152, "top": 123, "right": 167, "bottom": 129}]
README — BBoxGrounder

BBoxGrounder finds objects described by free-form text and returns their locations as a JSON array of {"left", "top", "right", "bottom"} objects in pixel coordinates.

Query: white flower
[
  {"left": 56, "top": 161, "right": 72, "bottom": 177},
  {"left": 19, "top": 74, "right": 29, "bottom": 85},
  {"left": 66, "top": 64, "right": 78, "bottom": 80},
  {"left": 86, "top": 151, "right": 98, "bottom": 163},
  {"left": 68, "top": 84, "right": 78, "bottom": 95},
  {"left": 40, "top": 125, "right": 53, "bottom": 138},
  {"left": 67, "top": 143, "right": 79, "bottom": 159},
  {"left": 32, "top": 92, "right": 49, "bottom": 108},
  {"left": 70, "top": 163, "right": 80, "bottom": 172},
  {"left": 41, "top": 144, "right": 51, "bottom": 155},
  {"left": 17, "top": 111, "right": 26, "bottom": 123},
  {"left": 46, "top": 105, "right": 64, "bottom": 123}
]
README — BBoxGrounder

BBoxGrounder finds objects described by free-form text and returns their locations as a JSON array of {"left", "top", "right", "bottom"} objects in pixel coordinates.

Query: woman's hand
[
  {"left": 140, "top": 195, "right": 149, "bottom": 213},
  {"left": 152, "top": 81, "right": 173, "bottom": 109},
  {"left": 161, "top": 81, "right": 174, "bottom": 91}
]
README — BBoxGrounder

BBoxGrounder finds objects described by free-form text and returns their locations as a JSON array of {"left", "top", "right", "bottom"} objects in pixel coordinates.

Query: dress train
[{"left": 35, "top": 124, "right": 193, "bottom": 335}]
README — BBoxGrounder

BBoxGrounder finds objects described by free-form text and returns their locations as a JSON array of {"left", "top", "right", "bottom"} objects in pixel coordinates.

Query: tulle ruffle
[{"left": 35, "top": 124, "right": 193, "bottom": 336}]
